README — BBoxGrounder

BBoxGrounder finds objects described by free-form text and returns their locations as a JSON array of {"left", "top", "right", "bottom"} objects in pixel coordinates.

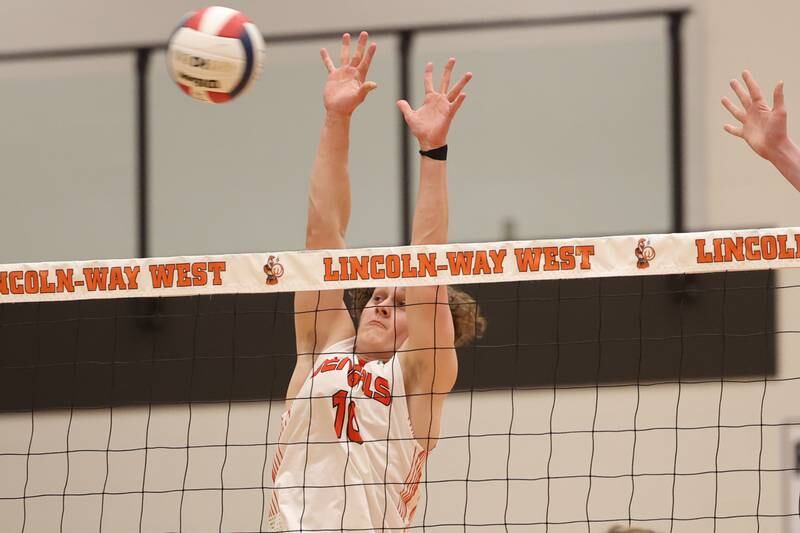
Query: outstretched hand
[
  {"left": 320, "top": 32, "right": 377, "bottom": 117},
  {"left": 397, "top": 59, "right": 472, "bottom": 150},
  {"left": 722, "top": 70, "right": 789, "bottom": 161}
]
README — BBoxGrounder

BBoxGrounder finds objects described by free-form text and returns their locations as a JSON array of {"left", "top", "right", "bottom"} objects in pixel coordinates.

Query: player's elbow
[{"left": 433, "top": 351, "right": 458, "bottom": 393}]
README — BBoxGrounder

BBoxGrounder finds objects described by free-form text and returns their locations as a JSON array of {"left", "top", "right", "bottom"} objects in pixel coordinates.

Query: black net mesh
[{"left": 1, "top": 270, "right": 799, "bottom": 532}]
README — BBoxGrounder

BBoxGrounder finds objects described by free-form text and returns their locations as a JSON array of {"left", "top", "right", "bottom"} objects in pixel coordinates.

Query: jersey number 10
[{"left": 332, "top": 390, "right": 364, "bottom": 444}]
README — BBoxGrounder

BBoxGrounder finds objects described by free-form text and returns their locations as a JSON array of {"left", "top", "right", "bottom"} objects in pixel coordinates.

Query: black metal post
[
  {"left": 668, "top": 12, "right": 685, "bottom": 234},
  {"left": 399, "top": 31, "right": 413, "bottom": 245},
  {"left": 136, "top": 48, "right": 151, "bottom": 258}
]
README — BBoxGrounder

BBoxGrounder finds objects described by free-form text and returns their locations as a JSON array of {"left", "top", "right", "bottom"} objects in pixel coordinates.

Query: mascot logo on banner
[
  {"left": 263, "top": 256, "right": 285, "bottom": 285},
  {"left": 635, "top": 238, "right": 656, "bottom": 269}
]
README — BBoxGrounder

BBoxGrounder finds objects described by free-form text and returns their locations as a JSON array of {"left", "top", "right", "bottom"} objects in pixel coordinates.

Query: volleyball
[{"left": 167, "top": 6, "right": 266, "bottom": 103}]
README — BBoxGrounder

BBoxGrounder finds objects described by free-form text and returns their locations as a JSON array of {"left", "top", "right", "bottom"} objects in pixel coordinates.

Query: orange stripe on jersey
[
  {"left": 398, "top": 450, "right": 422, "bottom": 515},
  {"left": 268, "top": 410, "right": 291, "bottom": 523},
  {"left": 401, "top": 462, "right": 424, "bottom": 508},
  {"left": 401, "top": 452, "right": 426, "bottom": 515},
  {"left": 270, "top": 411, "right": 291, "bottom": 481},
  {"left": 402, "top": 450, "right": 426, "bottom": 501},
  {"left": 398, "top": 448, "right": 427, "bottom": 524},
  {"left": 400, "top": 449, "right": 425, "bottom": 498}
]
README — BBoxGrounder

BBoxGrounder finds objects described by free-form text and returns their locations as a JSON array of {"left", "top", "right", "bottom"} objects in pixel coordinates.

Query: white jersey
[{"left": 269, "top": 337, "right": 427, "bottom": 532}]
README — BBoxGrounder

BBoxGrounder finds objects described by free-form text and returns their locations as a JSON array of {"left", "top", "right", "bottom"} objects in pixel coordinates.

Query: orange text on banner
[
  {"left": 514, "top": 245, "right": 595, "bottom": 272},
  {"left": 323, "top": 250, "right": 508, "bottom": 282},
  {"left": 0, "top": 266, "right": 142, "bottom": 295},
  {"left": 0, "top": 269, "right": 79, "bottom": 295},
  {"left": 148, "top": 261, "right": 226, "bottom": 288},
  {"left": 695, "top": 234, "right": 800, "bottom": 263}
]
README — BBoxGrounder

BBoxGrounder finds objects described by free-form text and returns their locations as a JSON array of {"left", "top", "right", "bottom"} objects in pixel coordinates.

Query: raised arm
[
  {"left": 722, "top": 70, "right": 800, "bottom": 190},
  {"left": 397, "top": 59, "right": 472, "bottom": 448},
  {"left": 289, "top": 32, "right": 377, "bottom": 403}
]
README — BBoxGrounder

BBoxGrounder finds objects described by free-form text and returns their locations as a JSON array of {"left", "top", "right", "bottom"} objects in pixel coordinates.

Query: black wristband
[{"left": 419, "top": 144, "right": 448, "bottom": 161}]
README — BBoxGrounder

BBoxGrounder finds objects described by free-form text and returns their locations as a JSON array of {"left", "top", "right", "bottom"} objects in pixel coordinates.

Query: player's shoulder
[{"left": 321, "top": 335, "right": 356, "bottom": 355}]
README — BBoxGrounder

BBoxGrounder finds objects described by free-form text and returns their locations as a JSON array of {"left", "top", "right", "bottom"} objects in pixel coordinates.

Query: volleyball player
[
  {"left": 722, "top": 70, "right": 800, "bottom": 189},
  {"left": 269, "top": 31, "right": 485, "bottom": 531}
]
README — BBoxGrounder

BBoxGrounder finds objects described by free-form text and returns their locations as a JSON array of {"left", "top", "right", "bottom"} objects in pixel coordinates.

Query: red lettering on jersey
[
  {"left": 348, "top": 368, "right": 362, "bottom": 388},
  {"left": 315, "top": 354, "right": 394, "bottom": 408},
  {"left": 361, "top": 371, "right": 374, "bottom": 398},
  {"left": 312, "top": 357, "right": 340, "bottom": 377},
  {"left": 332, "top": 389, "right": 364, "bottom": 444},
  {"left": 346, "top": 401, "right": 363, "bottom": 443},
  {"left": 374, "top": 377, "right": 391, "bottom": 406},
  {"left": 321, "top": 357, "right": 339, "bottom": 373},
  {"left": 332, "top": 390, "right": 348, "bottom": 439}
]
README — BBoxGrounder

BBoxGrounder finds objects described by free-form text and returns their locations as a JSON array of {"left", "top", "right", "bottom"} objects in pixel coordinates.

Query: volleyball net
[{"left": 1, "top": 227, "right": 799, "bottom": 532}]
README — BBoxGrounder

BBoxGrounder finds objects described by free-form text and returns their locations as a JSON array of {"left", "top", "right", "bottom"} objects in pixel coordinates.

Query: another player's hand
[
  {"left": 320, "top": 32, "right": 377, "bottom": 117},
  {"left": 397, "top": 59, "right": 472, "bottom": 151},
  {"left": 722, "top": 70, "right": 789, "bottom": 161}
]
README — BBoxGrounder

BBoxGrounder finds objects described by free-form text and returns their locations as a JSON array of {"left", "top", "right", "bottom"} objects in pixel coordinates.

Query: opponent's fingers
[
  {"left": 447, "top": 72, "right": 473, "bottom": 102},
  {"left": 721, "top": 96, "right": 745, "bottom": 122},
  {"left": 339, "top": 33, "right": 351, "bottom": 66},
  {"left": 742, "top": 70, "right": 765, "bottom": 103},
  {"left": 449, "top": 93, "right": 467, "bottom": 116},
  {"left": 320, "top": 48, "right": 335, "bottom": 73},
  {"left": 350, "top": 31, "right": 368, "bottom": 67},
  {"left": 774, "top": 80, "right": 785, "bottom": 111},
  {"left": 439, "top": 57, "right": 456, "bottom": 94},
  {"left": 423, "top": 62, "right": 434, "bottom": 94},
  {"left": 396, "top": 99, "right": 414, "bottom": 120},
  {"left": 724, "top": 124, "right": 744, "bottom": 138},
  {"left": 358, "top": 42, "right": 377, "bottom": 76},
  {"left": 730, "top": 79, "right": 751, "bottom": 109}
]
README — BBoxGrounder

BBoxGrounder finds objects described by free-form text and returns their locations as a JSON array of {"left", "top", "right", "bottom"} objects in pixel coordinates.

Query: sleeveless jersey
[{"left": 269, "top": 337, "right": 427, "bottom": 532}]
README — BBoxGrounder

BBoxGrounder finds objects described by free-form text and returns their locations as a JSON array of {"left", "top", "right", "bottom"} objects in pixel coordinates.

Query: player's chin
[
  {"left": 359, "top": 324, "right": 385, "bottom": 341},
  {"left": 367, "top": 328, "right": 398, "bottom": 350}
]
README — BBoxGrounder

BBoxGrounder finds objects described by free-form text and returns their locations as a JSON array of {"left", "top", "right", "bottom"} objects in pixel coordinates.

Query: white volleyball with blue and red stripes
[{"left": 167, "top": 6, "right": 266, "bottom": 103}]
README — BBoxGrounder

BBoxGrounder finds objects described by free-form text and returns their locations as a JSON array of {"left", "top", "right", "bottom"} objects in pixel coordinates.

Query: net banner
[{"left": 2, "top": 226, "right": 800, "bottom": 303}]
